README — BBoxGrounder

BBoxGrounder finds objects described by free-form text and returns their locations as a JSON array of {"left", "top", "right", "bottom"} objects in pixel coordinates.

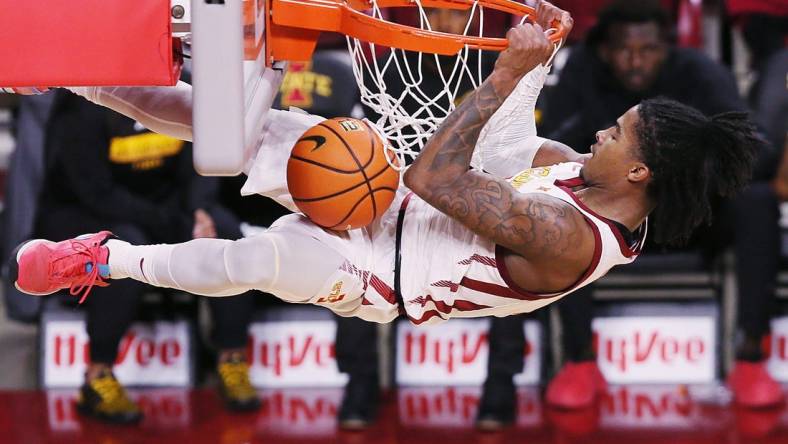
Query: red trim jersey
[{"left": 396, "top": 162, "right": 646, "bottom": 325}]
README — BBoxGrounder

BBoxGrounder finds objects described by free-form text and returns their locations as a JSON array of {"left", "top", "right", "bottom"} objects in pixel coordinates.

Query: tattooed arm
[{"left": 404, "top": 19, "right": 593, "bottom": 277}]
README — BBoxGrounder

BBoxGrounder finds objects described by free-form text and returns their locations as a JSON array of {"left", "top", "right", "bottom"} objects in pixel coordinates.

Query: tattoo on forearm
[
  {"left": 408, "top": 71, "right": 579, "bottom": 258},
  {"left": 430, "top": 173, "right": 579, "bottom": 258}
]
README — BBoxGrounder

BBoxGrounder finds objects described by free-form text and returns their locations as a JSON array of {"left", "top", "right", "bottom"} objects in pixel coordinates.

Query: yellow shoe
[
  {"left": 217, "top": 353, "right": 261, "bottom": 412},
  {"left": 76, "top": 369, "right": 142, "bottom": 424}
]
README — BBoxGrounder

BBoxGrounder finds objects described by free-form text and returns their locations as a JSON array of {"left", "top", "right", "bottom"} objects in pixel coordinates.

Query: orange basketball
[{"left": 287, "top": 118, "right": 400, "bottom": 230}]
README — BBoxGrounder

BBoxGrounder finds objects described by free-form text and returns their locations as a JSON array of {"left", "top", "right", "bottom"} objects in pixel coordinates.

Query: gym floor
[
  {"left": 2, "top": 293, "right": 788, "bottom": 443},
  {"left": 1, "top": 388, "right": 788, "bottom": 444}
]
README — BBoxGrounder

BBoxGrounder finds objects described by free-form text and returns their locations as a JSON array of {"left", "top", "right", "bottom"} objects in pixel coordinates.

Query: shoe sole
[
  {"left": 476, "top": 419, "right": 508, "bottom": 432},
  {"left": 11, "top": 239, "right": 56, "bottom": 296},
  {"left": 76, "top": 400, "right": 143, "bottom": 425},
  {"left": 338, "top": 418, "right": 369, "bottom": 430}
]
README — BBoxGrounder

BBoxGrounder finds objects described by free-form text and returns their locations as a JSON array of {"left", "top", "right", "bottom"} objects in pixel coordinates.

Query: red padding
[{"left": 0, "top": 1, "right": 181, "bottom": 87}]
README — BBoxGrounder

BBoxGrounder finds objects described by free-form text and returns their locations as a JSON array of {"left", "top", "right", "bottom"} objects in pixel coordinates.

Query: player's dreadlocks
[{"left": 636, "top": 98, "right": 759, "bottom": 245}]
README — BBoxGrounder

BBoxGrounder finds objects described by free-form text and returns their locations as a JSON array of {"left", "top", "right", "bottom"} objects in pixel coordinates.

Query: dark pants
[
  {"left": 335, "top": 316, "right": 378, "bottom": 378},
  {"left": 740, "top": 14, "right": 788, "bottom": 75},
  {"left": 486, "top": 315, "right": 526, "bottom": 382},
  {"left": 36, "top": 204, "right": 255, "bottom": 365},
  {"left": 549, "top": 181, "right": 781, "bottom": 362},
  {"left": 556, "top": 286, "right": 596, "bottom": 362},
  {"left": 335, "top": 314, "right": 528, "bottom": 383},
  {"left": 714, "top": 182, "right": 780, "bottom": 341}
]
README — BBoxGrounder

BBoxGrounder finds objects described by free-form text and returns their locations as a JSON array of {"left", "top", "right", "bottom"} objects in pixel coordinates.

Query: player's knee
[{"left": 223, "top": 235, "right": 279, "bottom": 289}]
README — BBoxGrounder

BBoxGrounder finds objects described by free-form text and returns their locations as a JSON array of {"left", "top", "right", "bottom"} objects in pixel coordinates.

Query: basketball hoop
[
  {"left": 265, "top": 0, "right": 566, "bottom": 168},
  {"left": 265, "top": 0, "right": 566, "bottom": 63}
]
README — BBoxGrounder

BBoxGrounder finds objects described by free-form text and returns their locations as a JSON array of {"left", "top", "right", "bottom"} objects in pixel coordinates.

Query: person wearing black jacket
[
  {"left": 539, "top": 0, "right": 780, "bottom": 409},
  {"left": 37, "top": 90, "right": 260, "bottom": 423},
  {"left": 362, "top": 11, "right": 529, "bottom": 431}
]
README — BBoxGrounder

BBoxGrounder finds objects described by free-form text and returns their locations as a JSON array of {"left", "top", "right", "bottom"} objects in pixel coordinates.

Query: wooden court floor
[{"left": 1, "top": 387, "right": 787, "bottom": 444}]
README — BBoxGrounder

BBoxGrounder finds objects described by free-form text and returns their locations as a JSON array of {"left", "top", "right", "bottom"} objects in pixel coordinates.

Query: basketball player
[{"left": 10, "top": 3, "right": 760, "bottom": 325}]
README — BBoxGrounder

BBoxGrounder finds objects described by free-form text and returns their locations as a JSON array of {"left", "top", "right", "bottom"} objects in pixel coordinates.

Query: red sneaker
[
  {"left": 546, "top": 361, "right": 607, "bottom": 409},
  {"left": 12, "top": 231, "right": 113, "bottom": 302},
  {"left": 727, "top": 361, "right": 785, "bottom": 408}
]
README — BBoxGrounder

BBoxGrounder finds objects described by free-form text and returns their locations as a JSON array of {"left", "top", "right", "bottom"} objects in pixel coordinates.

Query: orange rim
[{"left": 264, "top": 0, "right": 567, "bottom": 64}]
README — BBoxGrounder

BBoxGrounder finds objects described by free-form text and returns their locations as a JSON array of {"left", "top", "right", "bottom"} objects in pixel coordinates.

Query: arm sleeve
[
  {"left": 472, "top": 64, "right": 551, "bottom": 177},
  {"left": 539, "top": 52, "right": 599, "bottom": 152},
  {"left": 66, "top": 81, "right": 193, "bottom": 142},
  {"left": 50, "top": 98, "right": 185, "bottom": 235}
]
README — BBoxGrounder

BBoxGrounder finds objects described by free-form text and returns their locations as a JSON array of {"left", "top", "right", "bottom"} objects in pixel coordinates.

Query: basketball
[{"left": 287, "top": 118, "right": 400, "bottom": 230}]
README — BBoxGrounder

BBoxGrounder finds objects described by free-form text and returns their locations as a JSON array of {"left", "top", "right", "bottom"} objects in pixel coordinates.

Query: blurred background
[{"left": 0, "top": 0, "right": 785, "bottom": 443}]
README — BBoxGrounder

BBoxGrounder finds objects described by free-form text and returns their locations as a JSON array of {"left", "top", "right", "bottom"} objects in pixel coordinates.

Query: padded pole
[{"left": 0, "top": 1, "right": 180, "bottom": 87}]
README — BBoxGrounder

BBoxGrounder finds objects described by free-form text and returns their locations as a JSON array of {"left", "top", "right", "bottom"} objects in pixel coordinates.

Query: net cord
[{"left": 347, "top": 1, "right": 561, "bottom": 170}]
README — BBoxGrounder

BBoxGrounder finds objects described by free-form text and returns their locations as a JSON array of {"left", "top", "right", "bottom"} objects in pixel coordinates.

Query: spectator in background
[
  {"left": 540, "top": 0, "right": 781, "bottom": 409},
  {"left": 757, "top": 49, "right": 788, "bottom": 199},
  {"left": 363, "top": 9, "right": 530, "bottom": 431},
  {"left": 271, "top": 48, "right": 384, "bottom": 429},
  {"left": 301, "top": 15, "right": 511, "bottom": 431},
  {"left": 1, "top": 93, "right": 55, "bottom": 322},
  {"left": 726, "top": 0, "right": 788, "bottom": 77},
  {"left": 36, "top": 90, "right": 260, "bottom": 424}
]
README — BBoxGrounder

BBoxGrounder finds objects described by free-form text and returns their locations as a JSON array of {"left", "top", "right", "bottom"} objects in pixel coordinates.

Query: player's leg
[
  {"left": 6, "top": 66, "right": 287, "bottom": 145},
  {"left": 67, "top": 83, "right": 195, "bottom": 142},
  {"left": 13, "top": 216, "right": 365, "bottom": 313}
]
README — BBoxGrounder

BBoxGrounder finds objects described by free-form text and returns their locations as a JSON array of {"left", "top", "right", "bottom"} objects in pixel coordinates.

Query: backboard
[{"left": 191, "top": 0, "right": 283, "bottom": 176}]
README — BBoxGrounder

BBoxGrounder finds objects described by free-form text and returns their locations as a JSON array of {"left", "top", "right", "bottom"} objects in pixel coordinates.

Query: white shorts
[{"left": 242, "top": 108, "right": 404, "bottom": 323}]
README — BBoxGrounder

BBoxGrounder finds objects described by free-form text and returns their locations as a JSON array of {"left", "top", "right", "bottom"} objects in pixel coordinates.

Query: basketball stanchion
[
  {"left": 1, "top": 0, "right": 566, "bottom": 177},
  {"left": 0, "top": 1, "right": 181, "bottom": 87}
]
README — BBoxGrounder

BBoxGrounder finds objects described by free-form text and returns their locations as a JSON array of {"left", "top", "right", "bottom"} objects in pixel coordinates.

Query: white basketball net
[{"left": 346, "top": 1, "right": 530, "bottom": 168}]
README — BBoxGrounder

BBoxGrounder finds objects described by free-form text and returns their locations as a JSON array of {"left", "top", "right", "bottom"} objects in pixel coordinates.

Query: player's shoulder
[
  {"left": 507, "top": 162, "right": 582, "bottom": 192},
  {"left": 510, "top": 191, "right": 596, "bottom": 279}
]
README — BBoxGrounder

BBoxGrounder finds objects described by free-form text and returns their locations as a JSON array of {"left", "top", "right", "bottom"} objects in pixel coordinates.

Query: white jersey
[
  {"left": 240, "top": 111, "right": 646, "bottom": 325},
  {"left": 395, "top": 162, "right": 646, "bottom": 325}
]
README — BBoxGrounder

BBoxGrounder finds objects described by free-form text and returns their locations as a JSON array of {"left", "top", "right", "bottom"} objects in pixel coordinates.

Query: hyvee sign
[
  {"left": 593, "top": 317, "right": 715, "bottom": 384},
  {"left": 43, "top": 320, "right": 191, "bottom": 387},
  {"left": 248, "top": 321, "right": 347, "bottom": 387},
  {"left": 396, "top": 319, "right": 541, "bottom": 385}
]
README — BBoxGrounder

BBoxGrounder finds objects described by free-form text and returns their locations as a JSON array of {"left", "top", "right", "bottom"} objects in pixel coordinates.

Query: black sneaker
[
  {"left": 76, "top": 369, "right": 142, "bottom": 424},
  {"left": 217, "top": 352, "right": 261, "bottom": 412},
  {"left": 475, "top": 379, "right": 516, "bottom": 431},
  {"left": 338, "top": 375, "right": 379, "bottom": 430}
]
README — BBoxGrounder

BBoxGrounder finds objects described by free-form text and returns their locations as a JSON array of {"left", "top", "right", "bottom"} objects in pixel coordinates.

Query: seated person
[
  {"left": 539, "top": 0, "right": 780, "bottom": 409},
  {"left": 34, "top": 90, "right": 260, "bottom": 424},
  {"left": 6, "top": 0, "right": 761, "bottom": 415}
]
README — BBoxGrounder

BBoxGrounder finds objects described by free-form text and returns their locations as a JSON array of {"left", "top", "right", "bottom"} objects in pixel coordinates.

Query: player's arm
[
  {"left": 409, "top": 167, "right": 593, "bottom": 265},
  {"left": 532, "top": 139, "right": 590, "bottom": 167},
  {"left": 472, "top": 2, "right": 585, "bottom": 175},
  {"left": 405, "top": 18, "right": 592, "bottom": 263},
  {"left": 405, "top": 23, "right": 555, "bottom": 194}
]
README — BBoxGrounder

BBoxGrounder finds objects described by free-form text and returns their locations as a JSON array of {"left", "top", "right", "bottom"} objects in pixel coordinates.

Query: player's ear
[{"left": 627, "top": 162, "right": 650, "bottom": 183}]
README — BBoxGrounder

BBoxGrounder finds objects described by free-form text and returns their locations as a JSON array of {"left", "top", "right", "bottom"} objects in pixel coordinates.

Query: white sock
[{"left": 106, "top": 239, "right": 177, "bottom": 288}]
